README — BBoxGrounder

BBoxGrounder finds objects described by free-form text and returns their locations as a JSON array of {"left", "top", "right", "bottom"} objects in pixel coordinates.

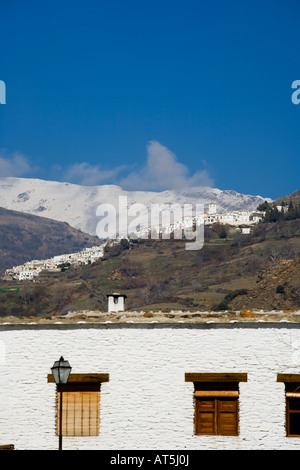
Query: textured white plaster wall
[{"left": 0, "top": 324, "right": 300, "bottom": 450}]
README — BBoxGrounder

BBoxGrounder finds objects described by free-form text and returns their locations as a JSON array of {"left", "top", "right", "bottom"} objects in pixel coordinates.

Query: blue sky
[{"left": 0, "top": 0, "right": 300, "bottom": 199}]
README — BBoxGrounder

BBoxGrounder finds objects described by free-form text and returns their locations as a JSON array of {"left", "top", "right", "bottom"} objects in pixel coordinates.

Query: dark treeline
[{"left": 257, "top": 200, "right": 300, "bottom": 223}]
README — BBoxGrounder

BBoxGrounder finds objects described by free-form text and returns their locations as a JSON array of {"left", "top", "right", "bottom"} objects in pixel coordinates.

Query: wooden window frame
[
  {"left": 47, "top": 373, "right": 109, "bottom": 438},
  {"left": 47, "top": 373, "right": 109, "bottom": 384},
  {"left": 195, "top": 395, "right": 239, "bottom": 436},
  {"left": 277, "top": 374, "right": 300, "bottom": 437},
  {"left": 186, "top": 373, "right": 247, "bottom": 437}
]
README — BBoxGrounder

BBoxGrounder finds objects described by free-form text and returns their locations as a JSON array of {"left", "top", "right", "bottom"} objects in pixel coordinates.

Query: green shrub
[{"left": 212, "top": 289, "right": 248, "bottom": 311}]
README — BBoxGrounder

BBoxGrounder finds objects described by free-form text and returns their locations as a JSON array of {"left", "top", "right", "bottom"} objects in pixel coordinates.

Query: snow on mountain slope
[{"left": 0, "top": 177, "right": 271, "bottom": 236}]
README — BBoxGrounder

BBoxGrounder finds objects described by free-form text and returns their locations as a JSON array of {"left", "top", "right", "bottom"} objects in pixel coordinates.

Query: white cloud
[
  {"left": 64, "top": 162, "right": 126, "bottom": 186},
  {"left": 0, "top": 150, "right": 36, "bottom": 178},
  {"left": 119, "top": 141, "right": 214, "bottom": 190},
  {"left": 0, "top": 142, "right": 214, "bottom": 192}
]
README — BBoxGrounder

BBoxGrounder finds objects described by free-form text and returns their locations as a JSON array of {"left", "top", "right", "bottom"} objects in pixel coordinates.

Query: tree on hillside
[
  {"left": 285, "top": 200, "right": 300, "bottom": 220},
  {"left": 20, "top": 281, "right": 33, "bottom": 307},
  {"left": 257, "top": 201, "right": 270, "bottom": 212},
  {"left": 212, "top": 222, "right": 228, "bottom": 238},
  {"left": 264, "top": 206, "right": 283, "bottom": 223}
]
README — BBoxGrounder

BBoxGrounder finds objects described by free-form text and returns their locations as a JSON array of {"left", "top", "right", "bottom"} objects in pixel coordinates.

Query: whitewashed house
[
  {"left": 208, "top": 202, "right": 217, "bottom": 215},
  {"left": 15, "top": 270, "right": 38, "bottom": 281},
  {"left": 1, "top": 310, "right": 300, "bottom": 450}
]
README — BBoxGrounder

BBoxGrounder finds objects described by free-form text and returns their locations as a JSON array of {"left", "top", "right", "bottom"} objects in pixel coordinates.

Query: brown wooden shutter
[
  {"left": 57, "top": 385, "right": 100, "bottom": 437},
  {"left": 195, "top": 396, "right": 238, "bottom": 435},
  {"left": 195, "top": 398, "right": 216, "bottom": 435},
  {"left": 190, "top": 377, "right": 242, "bottom": 436},
  {"left": 217, "top": 398, "right": 238, "bottom": 436}
]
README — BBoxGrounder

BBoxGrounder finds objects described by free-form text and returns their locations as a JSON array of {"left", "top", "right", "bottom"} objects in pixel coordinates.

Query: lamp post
[{"left": 51, "top": 356, "right": 72, "bottom": 450}]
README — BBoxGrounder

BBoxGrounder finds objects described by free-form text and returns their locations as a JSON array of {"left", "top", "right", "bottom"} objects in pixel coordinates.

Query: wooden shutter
[
  {"left": 191, "top": 378, "right": 241, "bottom": 436},
  {"left": 217, "top": 398, "right": 238, "bottom": 436},
  {"left": 57, "top": 384, "right": 100, "bottom": 437},
  {"left": 195, "top": 398, "right": 216, "bottom": 435},
  {"left": 280, "top": 382, "right": 300, "bottom": 437},
  {"left": 194, "top": 382, "right": 239, "bottom": 436},
  {"left": 195, "top": 397, "right": 238, "bottom": 436}
]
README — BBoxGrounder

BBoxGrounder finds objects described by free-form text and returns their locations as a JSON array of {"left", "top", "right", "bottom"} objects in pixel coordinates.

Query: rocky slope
[{"left": 230, "top": 258, "right": 300, "bottom": 311}]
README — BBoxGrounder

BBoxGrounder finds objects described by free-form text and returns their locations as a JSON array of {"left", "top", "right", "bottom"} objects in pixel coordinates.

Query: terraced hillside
[{"left": 0, "top": 218, "right": 299, "bottom": 317}]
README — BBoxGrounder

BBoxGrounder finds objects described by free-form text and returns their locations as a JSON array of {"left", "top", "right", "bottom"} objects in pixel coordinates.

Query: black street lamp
[{"left": 51, "top": 356, "right": 72, "bottom": 450}]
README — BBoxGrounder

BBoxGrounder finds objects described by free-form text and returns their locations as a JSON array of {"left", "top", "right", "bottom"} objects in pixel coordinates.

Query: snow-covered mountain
[{"left": 0, "top": 177, "right": 271, "bottom": 236}]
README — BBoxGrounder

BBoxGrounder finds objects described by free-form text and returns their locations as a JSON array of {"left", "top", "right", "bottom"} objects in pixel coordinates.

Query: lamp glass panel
[{"left": 51, "top": 358, "right": 71, "bottom": 384}]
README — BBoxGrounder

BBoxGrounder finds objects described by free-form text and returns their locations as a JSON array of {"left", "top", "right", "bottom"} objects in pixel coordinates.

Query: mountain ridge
[{"left": 0, "top": 177, "right": 272, "bottom": 236}]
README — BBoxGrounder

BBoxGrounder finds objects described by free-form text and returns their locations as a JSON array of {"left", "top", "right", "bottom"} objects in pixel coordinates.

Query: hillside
[
  {"left": 275, "top": 189, "right": 300, "bottom": 205},
  {"left": 230, "top": 258, "right": 300, "bottom": 311},
  {"left": 0, "top": 207, "right": 102, "bottom": 273},
  {"left": 0, "top": 217, "right": 299, "bottom": 317}
]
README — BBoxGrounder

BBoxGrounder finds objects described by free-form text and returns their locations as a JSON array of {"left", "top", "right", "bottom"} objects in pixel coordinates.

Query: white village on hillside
[{"left": 3, "top": 203, "right": 270, "bottom": 281}]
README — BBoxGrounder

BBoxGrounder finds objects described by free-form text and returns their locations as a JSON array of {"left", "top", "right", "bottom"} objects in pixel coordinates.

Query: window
[
  {"left": 48, "top": 373, "right": 109, "bottom": 437},
  {"left": 57, "top": 382, "right": 100, "bottom": 436},
  {"left": 185, "top": 373, "right": 247, "bottom": 436},
  {"left": 277, "top": 374, "right": 300, "bottom": 437},
  {"left": 194, "top": 385, "right": 239, "bottom": 436}
]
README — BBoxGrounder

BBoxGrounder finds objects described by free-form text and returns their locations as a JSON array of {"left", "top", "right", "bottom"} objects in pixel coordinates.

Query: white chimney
[{"left": 107, "top": 293, "right": 127, "bottom": 313}]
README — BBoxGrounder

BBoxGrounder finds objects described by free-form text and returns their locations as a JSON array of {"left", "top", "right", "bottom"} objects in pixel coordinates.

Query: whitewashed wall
[{"left": 0, "top": 322, "right": 300, "bottom": 450}]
